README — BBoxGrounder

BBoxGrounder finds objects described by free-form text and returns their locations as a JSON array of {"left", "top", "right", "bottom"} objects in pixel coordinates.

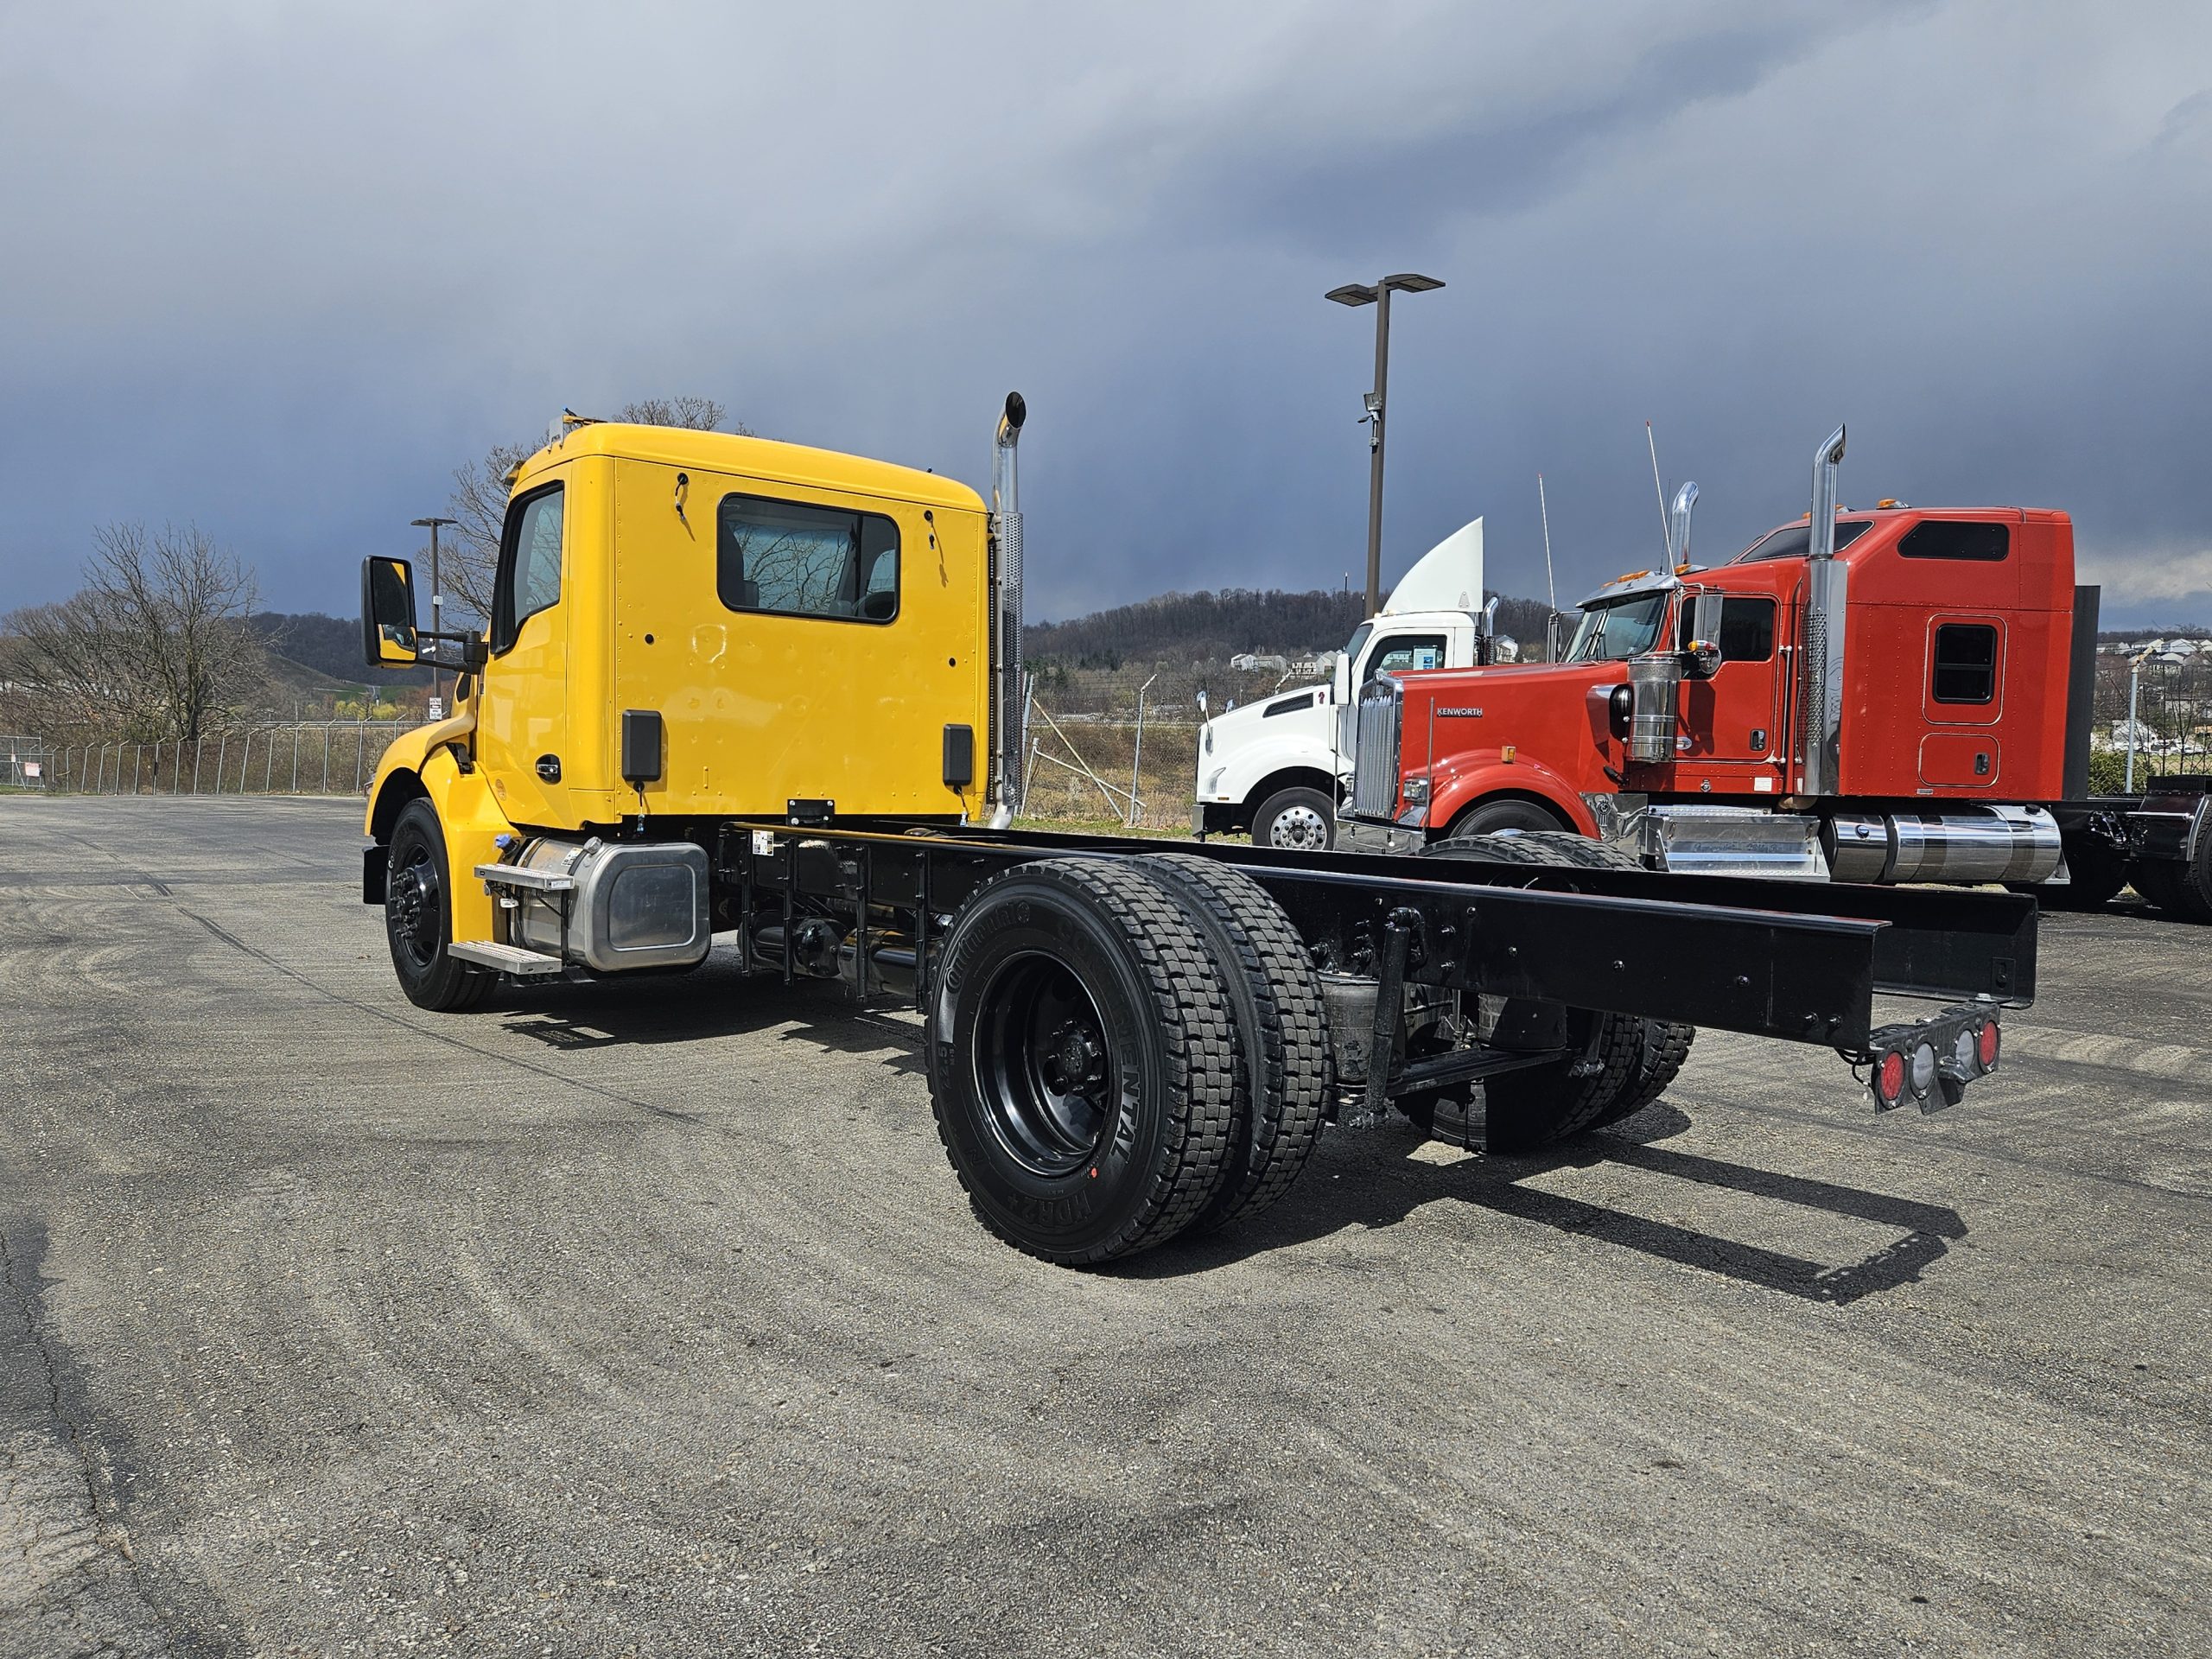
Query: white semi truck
[{"left": 1192, "top": 518, "right": 1503, "bottom": 848}]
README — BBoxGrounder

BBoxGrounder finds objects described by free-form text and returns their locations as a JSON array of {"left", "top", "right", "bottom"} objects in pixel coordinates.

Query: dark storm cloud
[{"left": 0, "top": 2, "right": 2206, "bottom": 627}]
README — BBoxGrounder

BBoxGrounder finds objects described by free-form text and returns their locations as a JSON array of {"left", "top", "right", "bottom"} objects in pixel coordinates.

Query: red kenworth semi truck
[{"left": 1334, "top": 427, "right": 2212, "bottom": 916}]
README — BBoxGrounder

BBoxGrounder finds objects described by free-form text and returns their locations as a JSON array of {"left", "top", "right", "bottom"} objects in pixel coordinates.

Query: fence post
[
  {"left": 291, "top": 728, "right": 300, "bottom": 794},
  {"left": 264, "top": 731, "right": 274, "bottom": 793},
  {"left": 353, "top": 716, "right": 365, "bottom": 793},
  {"left": 193, "top": 735, "right": 204, "bottom": 794},
  {"left": 132, "top": 745, "right": 142, "bottom": 794},
  {"left": 321, "top": 727, "right": 331, "bottom": 792}
]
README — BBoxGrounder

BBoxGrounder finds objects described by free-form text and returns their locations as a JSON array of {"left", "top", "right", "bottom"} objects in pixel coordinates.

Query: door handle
[{"left": 535, "top": 753, "right": 562, "bottom": 783}]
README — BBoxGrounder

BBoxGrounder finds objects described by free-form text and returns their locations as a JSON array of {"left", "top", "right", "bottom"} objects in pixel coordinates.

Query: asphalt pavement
[{"left": 1, "top": 796, "right": 2206, "bottom": 1657}]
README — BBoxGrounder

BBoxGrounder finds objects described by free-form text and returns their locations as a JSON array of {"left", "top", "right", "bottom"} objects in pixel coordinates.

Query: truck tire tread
[
  {"left": 925, "top": 857, "right": 1238, "bottom": 1264},
  {"left": 1121, "top": 853, "right": 1332, "bottom": 1228}
]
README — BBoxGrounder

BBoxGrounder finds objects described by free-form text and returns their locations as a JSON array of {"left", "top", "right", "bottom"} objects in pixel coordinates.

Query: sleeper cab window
[
  {"left": 493, "top": 482, "right": 565, "bottom": 652},
  {"left": 1899, "top": 521, "right": 2010, "bottom": 562},
  {"left": 1932, "top": 622, "right": 1999, "bottom": 704},
  {"left": 716, "top": 493, "right": 899, "bottom": 623}
]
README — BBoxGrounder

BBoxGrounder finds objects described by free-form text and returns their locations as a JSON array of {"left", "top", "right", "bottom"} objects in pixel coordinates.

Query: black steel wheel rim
[
  {"left": 387, "top": 836, "right": 442, "bottom": 970},
  {"left": 973, "top": 950, "right": 1117, "bottom": 1178}
]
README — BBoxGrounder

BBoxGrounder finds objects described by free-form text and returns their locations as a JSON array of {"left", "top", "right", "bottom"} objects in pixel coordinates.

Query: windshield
[
  {"left": 1564, "top": 592, "right": 1669, "bottom": 662},
  {"left": 1344, "top": 621, "right": 1375, "bottom": 671}
]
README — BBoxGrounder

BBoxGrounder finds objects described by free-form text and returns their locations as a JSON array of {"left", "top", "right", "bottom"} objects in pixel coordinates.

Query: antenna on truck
[
  {"left": 1536, "top": 472, "right": 1557, "bottom": 614},
  {"left": 1646, "top": 421, "right": 1671, "bottom": 559}
]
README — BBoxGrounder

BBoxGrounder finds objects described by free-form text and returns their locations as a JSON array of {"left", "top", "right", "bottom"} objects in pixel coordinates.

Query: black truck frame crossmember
[{"left": 713, "top": 818, "right": 2030, "bottom": 1049}]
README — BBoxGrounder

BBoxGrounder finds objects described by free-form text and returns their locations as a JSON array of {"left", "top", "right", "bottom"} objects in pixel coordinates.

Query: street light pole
[
  {"left": 410, "top": 516, "right": 459, "bottom": 715},
  {"left": 1327, "top": 272, "right": 1444, "bottom": 617},
  {"left": 2126, "top": 648, "right": 2150, "bottom": 792}
]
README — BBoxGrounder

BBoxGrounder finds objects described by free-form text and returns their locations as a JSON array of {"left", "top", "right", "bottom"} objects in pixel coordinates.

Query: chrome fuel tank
[
  {"left": 506, "top": 836, "right": 712, "bottom": 972},
  {"left": 1822, "top": 806, "right": 2062, "bottom": 886}
]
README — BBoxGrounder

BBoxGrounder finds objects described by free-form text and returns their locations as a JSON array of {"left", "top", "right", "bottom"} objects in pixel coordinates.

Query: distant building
[{"left": 1230, "top": 652, "right": 1288, "bottom": 673}]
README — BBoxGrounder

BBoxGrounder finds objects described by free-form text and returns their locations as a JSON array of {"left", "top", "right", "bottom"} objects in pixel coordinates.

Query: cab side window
[
  {"left": 1367, "top": 634, "right": 1446, "bottom": 682},
  {"left": 492, "top": 484, "right": 564, "bottom": 652},
  {"left": 1679, "top": 596, "right": 1776, "bottom": 662},
  {"left": 717, "top": 493, "right": 899, "bottom": 623}
]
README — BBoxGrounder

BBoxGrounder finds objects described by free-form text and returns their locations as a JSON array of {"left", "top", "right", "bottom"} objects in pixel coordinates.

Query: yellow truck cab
[
  {"left": 357, "top": 395, "right": 2036, "bottom": 1268},
  {"left": 364, "top": 403, "right": 1025, "bottom": 1007}
]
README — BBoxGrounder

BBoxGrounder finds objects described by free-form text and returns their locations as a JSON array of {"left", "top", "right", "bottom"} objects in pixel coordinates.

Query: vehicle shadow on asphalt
[
  {"left": 1135, "top": 1107, "right": 1968, "bottom": 1306},
  {"left": 483, "top": 957, "right": 927, "bottom": 1077}
]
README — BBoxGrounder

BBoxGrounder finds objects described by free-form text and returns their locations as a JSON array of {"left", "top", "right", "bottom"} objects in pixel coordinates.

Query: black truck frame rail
[{"left": 709, "top": 817, "right": 2036, "bottom": 1055}]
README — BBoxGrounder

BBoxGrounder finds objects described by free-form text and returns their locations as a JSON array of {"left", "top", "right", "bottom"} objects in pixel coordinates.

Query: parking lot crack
[{"left": 0, "top": 1223, "right": 175, "bottom": 1656}]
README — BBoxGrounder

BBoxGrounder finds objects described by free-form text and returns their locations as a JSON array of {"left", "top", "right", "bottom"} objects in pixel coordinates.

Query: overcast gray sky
[{"left": 3, "top": 1, "right": 2209, "bottom": 626}]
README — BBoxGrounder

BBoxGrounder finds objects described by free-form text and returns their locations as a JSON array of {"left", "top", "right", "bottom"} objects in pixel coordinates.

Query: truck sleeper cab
[
  {"left": 361, "top": 403, "right": 2036, "bottom": 1267},
  {"left": 1344, "top": 425, "right": 2212, "bottom": 913}
]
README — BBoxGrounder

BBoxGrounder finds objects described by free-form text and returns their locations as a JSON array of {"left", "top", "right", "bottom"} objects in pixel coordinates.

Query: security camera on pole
[{"left": 1326, "top": 273, "right": 1445, "bottom": 618}]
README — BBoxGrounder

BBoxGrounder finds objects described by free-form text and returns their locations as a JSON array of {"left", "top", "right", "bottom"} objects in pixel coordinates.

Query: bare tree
[
  {"left": 0, "top": 524, "right": 263, "bottom": 743},
  {"left": 437, "top": 397, "right": 747, "bottom": 625}
]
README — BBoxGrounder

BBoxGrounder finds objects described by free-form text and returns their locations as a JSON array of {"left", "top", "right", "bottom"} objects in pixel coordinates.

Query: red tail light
[
  {"left": 1978, "top": 1020, "right": 2000, "bottom": 1071},
  {"left": 1876, "top": 1049, "right": 1906, "bottom": 1108}
]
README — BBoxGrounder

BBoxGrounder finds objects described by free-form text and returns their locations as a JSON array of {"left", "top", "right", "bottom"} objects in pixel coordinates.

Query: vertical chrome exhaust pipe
[
  {"left": 1668, "top": 480, "right": 1698, "bottom": 565},
  {"left": 1797, "top": 425, "right": 1847, "bottom": 795},
  {"left": 988, "top": 392, "right": 1027, "bottom": 827}
]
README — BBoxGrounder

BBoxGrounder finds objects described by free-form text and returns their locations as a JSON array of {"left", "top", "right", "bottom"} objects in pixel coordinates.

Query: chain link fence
[
  {"left": 2090, "top": 651, "right": 2212, "bottom": 782},
  {"left": 25, "top": 722, "right": 416, "bottom": 797},
  {"left": 3, "top": 734, "right": 60, "bottom": 789}
]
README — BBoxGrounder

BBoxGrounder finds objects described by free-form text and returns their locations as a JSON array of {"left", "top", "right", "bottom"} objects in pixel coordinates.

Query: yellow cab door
[
  {"left": 608, "top": 458, "right": 985, "bottom": 819},
  {"left": 474, "top": 473, "right": 581, "bottom": 829}
]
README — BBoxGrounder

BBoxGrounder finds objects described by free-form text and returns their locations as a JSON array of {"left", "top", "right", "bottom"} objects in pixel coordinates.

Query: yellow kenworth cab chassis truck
[{"left": 360, "top": 397, "right": 2034, "bottom": 1265}]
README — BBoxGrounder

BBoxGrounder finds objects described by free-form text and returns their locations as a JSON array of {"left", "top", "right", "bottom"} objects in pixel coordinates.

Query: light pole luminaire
[
  {"left": 410, "top": 516, "right": 459, "bottom": 711},
  {"left": 1326, "top": 272, "right": 1444, "bottom": 617}
]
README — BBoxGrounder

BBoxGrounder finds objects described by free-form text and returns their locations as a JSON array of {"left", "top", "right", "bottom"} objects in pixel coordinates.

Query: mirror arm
[{"left": 418, "top": 630, "right": 486, "bottom": 670}]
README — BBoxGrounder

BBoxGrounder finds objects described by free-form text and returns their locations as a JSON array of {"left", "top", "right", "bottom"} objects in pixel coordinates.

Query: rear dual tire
[
  {"left": 1415, "top": 830, "right": 1694, "bottom": 1144},
  {"left": 927, "top": 855, "right": 1332, "bottom": 1265},
  {"left": 2130, "top": 850, "right": 2212, "bottom": 922}
]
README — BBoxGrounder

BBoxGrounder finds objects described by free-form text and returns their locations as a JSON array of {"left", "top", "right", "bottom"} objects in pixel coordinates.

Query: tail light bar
[{"left": 1865, "top": 1004, "right": 2000, "bottom": 1113}]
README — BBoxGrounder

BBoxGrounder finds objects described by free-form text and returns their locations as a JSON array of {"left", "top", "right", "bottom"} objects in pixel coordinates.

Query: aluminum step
[
  {"left": 448, "top": 940, "right": 565, "bottom": 976},
  {"left": 474, "top": 861, "right": 575, "bottom": 893}
]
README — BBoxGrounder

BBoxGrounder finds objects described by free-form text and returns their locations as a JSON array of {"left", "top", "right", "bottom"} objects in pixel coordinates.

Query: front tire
[
  {"left": 926, "top": 858, "right": 1239, "bottom": 1264},
  {"left": 383, "top": 798, "right": 492, "bottom": 1012},
  {"left": 1446, "top": 798, "right": 1563, "bottom": 838},
  {"left": 1250, "top": 785, "right": 1335, "bottom": 852}
]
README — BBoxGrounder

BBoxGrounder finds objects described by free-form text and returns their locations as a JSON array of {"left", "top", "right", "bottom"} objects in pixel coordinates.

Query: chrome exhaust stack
[
  {"left": 1796, "top": 425, "right": 1847, "bottom": 796},
  {"left": 988, "top": 392, "right": 1027, "bottom": 828},
  {"left": 1668, "top": 480, "right": 1698, "bottom": 565}
]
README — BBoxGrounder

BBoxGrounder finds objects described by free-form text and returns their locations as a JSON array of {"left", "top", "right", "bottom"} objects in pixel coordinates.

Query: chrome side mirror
[{"left": 361, "top": 556, "right": 419, "bottom": 667}]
